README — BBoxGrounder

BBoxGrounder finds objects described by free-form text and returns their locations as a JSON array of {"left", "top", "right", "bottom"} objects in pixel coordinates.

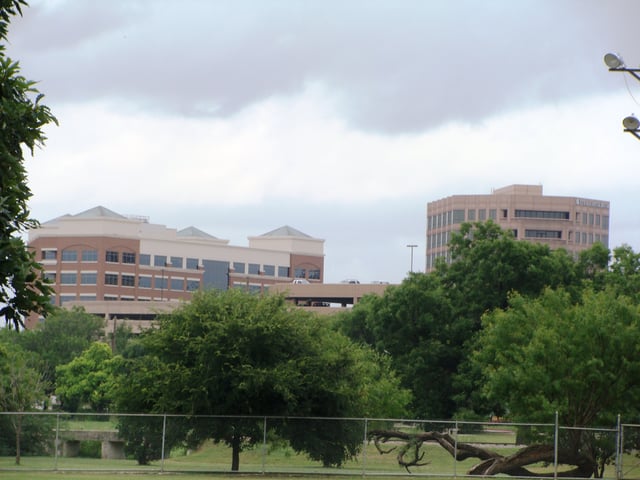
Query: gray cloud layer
[{"left": 10, "top": 0, "right": 640, "bottom": 133}]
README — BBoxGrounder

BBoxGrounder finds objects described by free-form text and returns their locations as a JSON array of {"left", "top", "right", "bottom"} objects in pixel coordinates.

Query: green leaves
[
  {"left": 113, "top": 289, "right": 410, "bottom": 468},
  {"left": 476, "top": 288, "right": 640, "bottom": 426},
  {"left": 0, "top": 2, "right": 57, "bottom": 329}
]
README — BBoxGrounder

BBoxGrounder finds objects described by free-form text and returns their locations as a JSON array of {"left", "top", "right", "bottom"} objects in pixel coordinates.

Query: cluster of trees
[
  {"left": 0, "top": 291, "right": 411, "bottom": 469},
  {"left": 338, "top": 221, "right": 640, "bottom": 476}
]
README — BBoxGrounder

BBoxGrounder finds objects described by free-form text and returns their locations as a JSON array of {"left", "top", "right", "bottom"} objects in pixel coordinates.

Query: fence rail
[{"left": 1, "top": 412, "right": 639, "bottom": 478}]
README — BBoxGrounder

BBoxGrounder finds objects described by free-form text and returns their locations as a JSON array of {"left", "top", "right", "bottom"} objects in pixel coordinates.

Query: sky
[{"left": 7, "top": 0, "right": 640, "bottom": 284}]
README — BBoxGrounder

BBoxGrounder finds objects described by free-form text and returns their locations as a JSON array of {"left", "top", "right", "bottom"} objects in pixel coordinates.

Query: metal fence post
[
  {"left": 554, "top": 411, "right": 559, "bottom": 480},
  {"left": 54, "top": 412, "right": 60, "bottom": 471},
  {"left": 160, "top": 414, "right": 167, "bottom": 472},
  {"left": 453, "top": 420, "right": 458, "bottom": 478},
  {"left": 362, "top": 418, "right": 368, "bottom": 477},
  {"left": 616, "top": 414, "right": 622, "bottom": 480},
  {"left": 262, "top": 416, "right": 267, "bottom": 474}
]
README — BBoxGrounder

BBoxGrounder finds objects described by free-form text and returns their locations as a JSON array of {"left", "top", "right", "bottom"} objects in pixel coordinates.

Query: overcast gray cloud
[
  {"left": 11, "top": 0, "right": 640, "bottom": 132},
  {"left": 9, "top": 0, "right": 640, "bottom": 283}
]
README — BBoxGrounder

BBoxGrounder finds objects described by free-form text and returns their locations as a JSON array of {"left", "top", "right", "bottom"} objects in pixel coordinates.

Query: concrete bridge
[{"left": 60, "top": 429, "right": 125, "bottom": 459}]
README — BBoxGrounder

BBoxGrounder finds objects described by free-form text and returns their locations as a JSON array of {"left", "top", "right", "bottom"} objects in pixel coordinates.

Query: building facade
[
  {"left": 426, "top": 185, "right": 610, "bottom": 271},
  {"left": 27, "top": 206, "right": 325, "bottom": 326}
]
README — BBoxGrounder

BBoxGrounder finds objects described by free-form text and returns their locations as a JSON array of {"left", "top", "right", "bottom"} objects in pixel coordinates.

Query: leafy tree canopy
[
  {"left": 114, "top": 289, "right": 410, "bottom": 470},
  {"left": 17, "top": 307, "right": 105, "bottom": 391},
  {"left": 475, "top": 287, "right": 640, "bottom": 426},
  {"left": 55, "top": 342, "right": 117, "bottom": 412},
  {"left": 0, "top": 0, "right": 57, "bottom": 329}
]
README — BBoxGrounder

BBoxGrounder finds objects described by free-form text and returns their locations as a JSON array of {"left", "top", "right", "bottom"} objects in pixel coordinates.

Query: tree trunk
[
  {"left": 369, "top": 429, "right": 598, "bottom": 478},
  {"left": 231, "top": 433, "right": 241, "bottom": 471}
]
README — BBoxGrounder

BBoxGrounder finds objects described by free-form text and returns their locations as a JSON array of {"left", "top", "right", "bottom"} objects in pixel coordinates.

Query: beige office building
[
  {"left": 426, "top": 185, "right": 610, "bottom": 271},
  {"left": 27, "top": 206, "right": 325, "bottom": 327}
]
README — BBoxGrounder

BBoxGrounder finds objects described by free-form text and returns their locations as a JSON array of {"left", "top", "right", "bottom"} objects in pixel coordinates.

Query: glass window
[
  {"left": 139, "top": 254, "right": 151, "bottom": 266},
  {"left": 186, "top": 279, "right": 200, "bottom": 291},
  {"left": 80, "top": 272, "right": 97, "bottom": 285},
  {"left": 514, "top": 210, "right": 570, "bottom": 220},
  {"left": 82, "top": 249, "right": 98, "bottom": 262},
  {"left": 154, "top": 255, "right": 167, "bottom": 267},
  {"left": 170, "top": 278, "right": 183, "bottom": 291},
  {"left": 308, "top": 269, "right": 321, "bottom": 280},
  {"left": 478, "top": 209, "right": 486, "bottom": 221},
  {"left": 139, "top": 276, "right": 152, "bottom": 288},
  {"left": 60, "top": 295, "right": 76, "bottom": 305},
  {"left": 79, "top": 295, "right": 96, "bottom": 302},
  {"left": 60, "top": 272, "right": 77, "bottom": 285},
  {"left": 452, "top": 209, "right": 465, "bottom": 223},
  {"left": 248, "top": 284, "right": 261, "bottom": 294},
  {"left": 42, "top": 249, "right": 57, "bottom": 260},
  {"left": 294, "top": 268, "right": 306, "bottom": 278},
  {"left": 122, "top": 252, "right": 136, "bottom": 264},
  {"left": 155, "top": 277, "right": 167, "bottom": 289},
  {"left": 61, "top": 249, "right": 77, "bottom": 262},
  {"left": 121, "top": 274, "right": 135, "bottom": 287},
  {"left": 278, "top": 266, "right": 289, "bottom": 277},
  {"left": 582, "top": 213, "right": 588, "bottom": 224},
  {"left": 467, "top": 209, "right": 476, "bottom": 221},
  {"left": 489, "top": 209, "right": 497, "bottom": 220},
  {"left": 44, "top": 272, "right": 56, "bottom": 282},
  {"left": 589, "top": 213, "right": 594, "bottom": 225},
  {"left": 524, "top": 230, "right": 562, "bottom": 239},
  {"left": 105, "top": 273, "right": 118, "bottom": 285},
  {"left": 186, "top": 257, "right": 199, "bottom": 269},
  {"left": 104, "top": 295, "right": 118, "bottom": 301},
  {"left": 263, "top": 265, "right": 275, "bottom": 276},
  {"left": 233, "top": 262, "right": 245, "bottom": 273},
  {"left": 248, "top": 263, "right": 260, "bottom": 274},
  {"left": 170, "top": 256, "right": 183, "bottom": 269},
  {"left": 106, "top": 251, "right": 119, "bottom": 263}
]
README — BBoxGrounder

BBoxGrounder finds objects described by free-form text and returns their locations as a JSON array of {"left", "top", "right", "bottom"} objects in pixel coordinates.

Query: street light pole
[
  {"left": 406, "top": 244, "right": 418, "bottom": 273},
  {"left": 604, "top": 52, "right": 640, "bottom": 140}
]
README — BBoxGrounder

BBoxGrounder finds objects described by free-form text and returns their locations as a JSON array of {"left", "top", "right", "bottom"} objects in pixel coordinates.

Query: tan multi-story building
[
  {"left": 27, "top": 206, "right": 325, "bottom": 326},
  {"left": 426, "top": 185, "right": 610, "bottom": 271}
]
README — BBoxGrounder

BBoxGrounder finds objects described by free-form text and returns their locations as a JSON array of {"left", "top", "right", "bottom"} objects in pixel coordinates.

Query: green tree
[
  {"left": 17, "top": 307, "right": 105, "bottom": 391},
  {"left": 339, "top": 273, "right": 461, "bottom": 419},
  {"left": 114, "top": 289, "right": 410, "bottom": 470},
  {"left": 0, "top": 0, "right": 57, "bottom": 329},
  {"left": 55, "top": 342, "right": 117, "bottom": 412},
  {"left": 0, "top": 336, "right": 46, "bottom": 464},
  {"left": 607, "top": 244, "right": 640, "bottom": 299},
  {"left": 437, "top": 220, "right": 579, "bottom": 320},
  {"left": 474, "top": 287, "right": 640, "bottom": 476}
]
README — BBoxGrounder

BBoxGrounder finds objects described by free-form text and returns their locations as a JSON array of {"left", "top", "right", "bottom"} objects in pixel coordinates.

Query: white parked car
[{"left": 292, "top": 279, "right": 310, "bottom": 284}]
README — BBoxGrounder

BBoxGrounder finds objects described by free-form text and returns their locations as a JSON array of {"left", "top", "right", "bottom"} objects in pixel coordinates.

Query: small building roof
[
  {"left": 260, "top": 225, "right": 312, "bottom": 238},
  {"left": 177, "top": 226, "right": 218, "bottom": 239},
  {"left": 73, "top": 206, "right": 127, "bottom": 219}
]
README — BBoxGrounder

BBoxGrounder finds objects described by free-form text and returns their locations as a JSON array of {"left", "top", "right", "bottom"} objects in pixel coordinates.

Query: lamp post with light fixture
[
  {"left": 406, "top": 244, "right": 417, "bottom": 273},
  {"left": 604, "top": 52, "right": 640, "bottom": 140}
]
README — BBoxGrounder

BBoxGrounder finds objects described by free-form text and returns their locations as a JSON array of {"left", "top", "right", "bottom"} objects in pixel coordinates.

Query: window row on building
[
  {"left": 45, "top": 271, "right": 200, "bottom": 292},
  {"left": 428, "top": 209, "right": 609, "bottom": 230}
]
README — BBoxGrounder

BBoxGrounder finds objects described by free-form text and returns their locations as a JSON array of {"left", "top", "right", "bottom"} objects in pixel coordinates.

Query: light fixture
[
  {"left": 623, "top": 115, "right": 640, "bottom": 131},
  {"left": 604, "top": 52, "right": 640, "bottom": 81},
  {"left": 604, "top": 52, "right": 625, "bottom": 69},
  {"left": 623, "top": 115, "right": 640, "bottom": 140}
]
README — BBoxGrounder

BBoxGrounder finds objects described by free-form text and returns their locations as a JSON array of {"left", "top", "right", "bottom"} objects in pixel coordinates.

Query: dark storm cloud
[{"left": 8, "top": 0, "right": 640, "bottom": 132}]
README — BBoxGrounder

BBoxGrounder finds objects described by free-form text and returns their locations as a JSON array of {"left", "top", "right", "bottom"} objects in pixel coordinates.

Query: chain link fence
[{"left": 0, "top": 411, "right": 637, "bottom": 478}]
